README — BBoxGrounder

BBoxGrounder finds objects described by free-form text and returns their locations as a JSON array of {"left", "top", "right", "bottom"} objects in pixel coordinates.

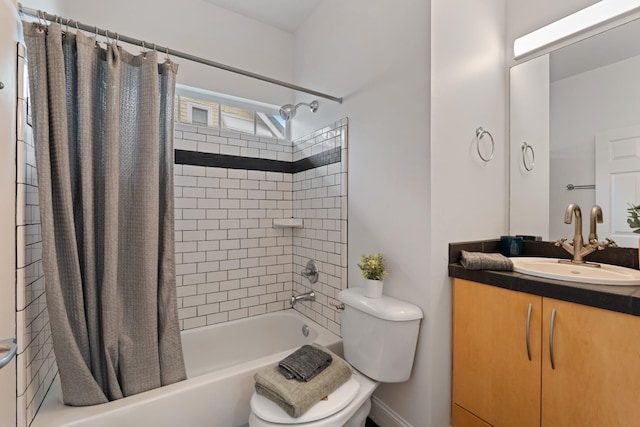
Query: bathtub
[{"left": 32, "top": 310, "right": 342, "bottom": 427}]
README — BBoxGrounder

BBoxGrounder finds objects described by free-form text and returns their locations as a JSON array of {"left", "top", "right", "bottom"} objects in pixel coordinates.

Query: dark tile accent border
[
  {"left": 292, "top": 147, "right": 342, "bottom": 173},
  {"left": 174, "top": 147, "right": 342, "bottom": 174},
  {"left": 175, "top": 150, "right": 290, "bottom": 173}
]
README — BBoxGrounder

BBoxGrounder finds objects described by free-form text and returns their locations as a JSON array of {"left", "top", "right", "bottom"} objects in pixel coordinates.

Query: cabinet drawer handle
[
  {"left": 549, "top": 308, "right": 557, "bottom": 370},
  {"left": 526, "top": 303, "right": 533, "bottom": 361}
]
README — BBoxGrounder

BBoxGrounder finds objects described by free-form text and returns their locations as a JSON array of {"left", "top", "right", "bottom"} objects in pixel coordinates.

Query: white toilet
[{"left": 249, "top": 287, "right": 423, "bottom": 427}]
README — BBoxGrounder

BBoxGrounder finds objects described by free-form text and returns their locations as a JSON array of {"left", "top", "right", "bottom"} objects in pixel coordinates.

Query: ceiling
[{"left": 200, "top": 0, "right": 323, "bottom": 33}]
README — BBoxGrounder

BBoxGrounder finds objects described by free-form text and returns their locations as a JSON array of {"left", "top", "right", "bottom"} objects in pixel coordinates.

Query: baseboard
[{"left": 368, "top": 395, "right": 413, "bottom": 427}]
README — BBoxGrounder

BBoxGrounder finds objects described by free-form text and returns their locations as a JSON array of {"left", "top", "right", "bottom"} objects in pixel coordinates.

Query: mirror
[{"left": 510, "top": 18, "right": 640, "bottom": 248}]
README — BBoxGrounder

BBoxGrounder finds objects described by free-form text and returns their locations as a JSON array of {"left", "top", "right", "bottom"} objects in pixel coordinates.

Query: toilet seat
[{"left": 251, "top": 376, "right": 360, "bottom": 424}]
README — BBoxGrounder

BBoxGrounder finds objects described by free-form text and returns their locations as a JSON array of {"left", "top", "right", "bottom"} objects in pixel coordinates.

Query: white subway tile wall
[
  {"left": 16, "top": 47, "right": 57, "bottom": 427},
  {"left": 174, "top": 164, "right": 295, "bottom": 329},
  {"left": 174, "top": 119, "right": 348, "bottom": 332},
  {"left": 291, "top": 120, "right": 348, "bottom": 336}
]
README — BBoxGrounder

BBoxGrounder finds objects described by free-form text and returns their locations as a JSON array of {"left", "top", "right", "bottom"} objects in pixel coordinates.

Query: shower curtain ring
[
  {"left": 55, "top": 16, "right": 65, "bottom": 38},
  {"left": 165, "top": 47, "right": 170, "bottom": 61},
  {"left": 35, "top": 10, "right": 47, "bottom": 31},
  {"left": 93, "top": 26, "right": 100, "bottom": 48}
]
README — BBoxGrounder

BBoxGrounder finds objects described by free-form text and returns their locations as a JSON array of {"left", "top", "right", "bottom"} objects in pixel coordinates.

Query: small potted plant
[
  {"left": 358, "top": 252, "right": 388, "bottom": 298},
  {"left": 628, "top": 204, "right": 640, "bottom": 234}
]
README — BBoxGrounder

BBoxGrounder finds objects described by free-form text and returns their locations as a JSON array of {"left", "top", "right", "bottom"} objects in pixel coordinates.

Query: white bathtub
[{"left": 32, "top": 310, "right": 342, "bottom": 427}]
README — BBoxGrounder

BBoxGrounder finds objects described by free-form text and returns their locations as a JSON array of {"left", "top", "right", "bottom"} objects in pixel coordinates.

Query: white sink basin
[{"left": 510, "top": 257, "right": 640, "bottom": 286}]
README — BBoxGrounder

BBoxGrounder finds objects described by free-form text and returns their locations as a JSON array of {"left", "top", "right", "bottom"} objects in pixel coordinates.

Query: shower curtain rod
[{"left": 18, "top": 4, "right": 344, "bottom": 104}]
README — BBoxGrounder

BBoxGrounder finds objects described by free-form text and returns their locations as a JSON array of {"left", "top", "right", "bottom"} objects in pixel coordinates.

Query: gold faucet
[
  {"left": 555, "top": 203, "right": 617, "bottom": 265},
  {"left": 588, "top": 205, "right": 603, "bottom": 242}
]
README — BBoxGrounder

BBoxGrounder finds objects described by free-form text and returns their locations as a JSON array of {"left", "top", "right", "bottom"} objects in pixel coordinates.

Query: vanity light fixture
[{"left": 514, "top": 0, "right": 640, "bottom": 59}]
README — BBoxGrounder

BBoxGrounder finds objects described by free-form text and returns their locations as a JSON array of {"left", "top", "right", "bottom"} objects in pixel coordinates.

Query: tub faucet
[
  {"left": 555, "top": 203, "right": 617, "bottom": 265},
  {"left": 290, "top": 291, "right": 315, "bottom": 308}
]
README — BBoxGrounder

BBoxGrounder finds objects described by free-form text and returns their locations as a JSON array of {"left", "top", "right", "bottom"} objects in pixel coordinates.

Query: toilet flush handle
[{"left": 330, "top": 302, "right": 345, "bottom": 311}]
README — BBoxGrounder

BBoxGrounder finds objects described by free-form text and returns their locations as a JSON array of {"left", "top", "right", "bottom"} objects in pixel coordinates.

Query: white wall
[
  {"left": 294, "top": 1, "right": 430, "bottom": 425},
  {"left": 21, "top": 0, "right": 296, "bottom": 105},
  {"left": 431, "top": 2, "right": 507, "bottom": 427}
]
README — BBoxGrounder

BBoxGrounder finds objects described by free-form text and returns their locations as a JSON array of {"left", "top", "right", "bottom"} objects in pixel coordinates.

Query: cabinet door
[
  {"left": 542, "top": 298, "right": 640, "bottom": 427},
  {"left": 453, "top": 279, "right": 541, "bottom": 427},
  {"left": 452, "top": 403, "right": 492, "bottom": 427}
]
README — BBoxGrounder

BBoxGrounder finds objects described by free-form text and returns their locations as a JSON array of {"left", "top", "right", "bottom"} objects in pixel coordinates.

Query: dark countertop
[{"left": 449, "top": 239, "right": 640, "bottom": 316}]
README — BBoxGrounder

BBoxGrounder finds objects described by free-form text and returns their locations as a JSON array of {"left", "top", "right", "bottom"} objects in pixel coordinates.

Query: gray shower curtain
[{"left": 23, "top": 22, "right": 187, "bottom": 406}]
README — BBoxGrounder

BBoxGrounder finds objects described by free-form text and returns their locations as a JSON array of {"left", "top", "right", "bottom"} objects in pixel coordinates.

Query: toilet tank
[{"left": 337, "top": 288, "right": 423, "bottom": 383}]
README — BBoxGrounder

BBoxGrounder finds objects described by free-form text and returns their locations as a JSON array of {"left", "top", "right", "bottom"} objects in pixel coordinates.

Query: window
[
  {"left": 192, "top": 108, "right": 208, "bottom": 125},
  {"left": 175, "top": 85, "right": 287, "bottom": 139},
  {"left": 187, "top": 103, "right": 213, "bottom": 127}
]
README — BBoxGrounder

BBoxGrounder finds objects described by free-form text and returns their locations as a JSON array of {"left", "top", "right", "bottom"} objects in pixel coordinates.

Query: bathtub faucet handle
[{"left": 300, "top": 259, "right": 319, "bottom": 284}]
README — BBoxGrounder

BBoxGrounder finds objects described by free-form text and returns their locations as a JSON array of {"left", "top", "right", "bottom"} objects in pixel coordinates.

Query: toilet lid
[{"left": 251, "top": 376, "right": 360, "bottom": 424}]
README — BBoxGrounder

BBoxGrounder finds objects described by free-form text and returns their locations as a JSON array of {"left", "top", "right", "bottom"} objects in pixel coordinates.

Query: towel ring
[
  {"left": 475, "top": 127, "right": 494, "bottom": 162},
  {"left": 522, "top": 142, "right": 535, "bottom": 171}
]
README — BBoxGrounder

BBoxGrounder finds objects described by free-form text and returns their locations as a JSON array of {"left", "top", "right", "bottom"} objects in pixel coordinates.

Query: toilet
[{"left": 249, "top": 287, "right": 423, "bottom": 427}]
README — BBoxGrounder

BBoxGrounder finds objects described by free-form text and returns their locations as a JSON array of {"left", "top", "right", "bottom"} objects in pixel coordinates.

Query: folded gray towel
[
  {"left": 278, "top": 344, "right": 332, "bottom": 381},
  {"left": 254, "top": 343, "right": 352, "bottom": 418},
  {"left": 460, "top": 250, "right": 513, "bottom": 271}
]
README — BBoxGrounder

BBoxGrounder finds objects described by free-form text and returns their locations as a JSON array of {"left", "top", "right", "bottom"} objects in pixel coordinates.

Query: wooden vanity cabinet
[
  {"left": 452, "top": 404, "right": 492, "bottom": 427},
  {"left": 452, "top": 278, "right": 640, "bottom": 427},
  {"left": 452, "top": 279, "right": 541, "bottom": 427},
  {"left": 541, "top": 297, "right": 640, "bottom": 427}
]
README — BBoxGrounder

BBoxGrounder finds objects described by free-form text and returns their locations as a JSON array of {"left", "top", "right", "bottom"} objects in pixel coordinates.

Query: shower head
[{"left": 279, "top": 100, "right": 319, "bottom": 121}]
